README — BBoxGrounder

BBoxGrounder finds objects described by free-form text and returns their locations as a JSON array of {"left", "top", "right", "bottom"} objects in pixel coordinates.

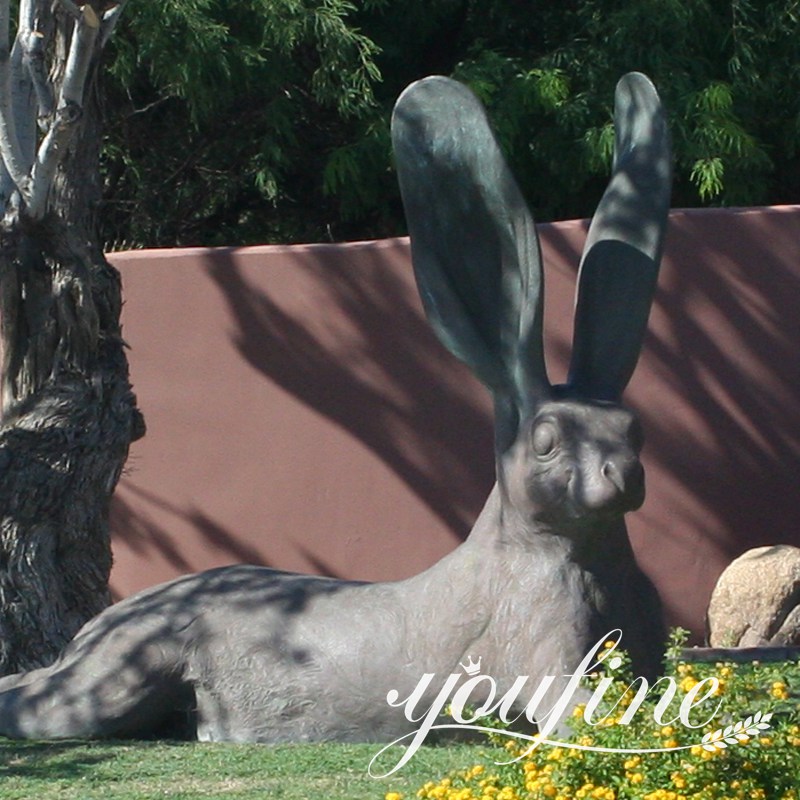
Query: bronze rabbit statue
[{"left": 0, "top": 71, "right": 670, "bottom": 743}]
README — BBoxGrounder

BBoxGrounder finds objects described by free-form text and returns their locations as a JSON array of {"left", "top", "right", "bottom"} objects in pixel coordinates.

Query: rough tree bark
[{"left": 0, "top": 0, "right": 143, "bottom": 674}]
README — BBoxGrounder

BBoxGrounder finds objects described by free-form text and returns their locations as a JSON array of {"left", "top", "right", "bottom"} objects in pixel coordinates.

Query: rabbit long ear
[
  {"left": 392, "top": 76, "right": 549, "bottom": 423},
  {"left": 567, "top": 72, "right": 672, "bottom": 400}
]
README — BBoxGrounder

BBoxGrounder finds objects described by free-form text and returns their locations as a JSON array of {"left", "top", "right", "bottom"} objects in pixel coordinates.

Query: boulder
[{"left": 707, "top": 544, "right": 800, "bottom": 647}]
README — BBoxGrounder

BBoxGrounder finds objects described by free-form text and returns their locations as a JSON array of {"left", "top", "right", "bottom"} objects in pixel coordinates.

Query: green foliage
[
  {"left": 691, "top": 157, "right": 725, "bottom": 202},
  {"left": 99, "top": 0, "right": 800, "bottom": 247},
  {"left": 99, "top": 0, "right": 381, "bottom": 248},
  {"left": 390, "top": 630, "right": 800, "bottom": 800},
  {"left": 326, "top": 0, "right": 800, "bottom": 231}
]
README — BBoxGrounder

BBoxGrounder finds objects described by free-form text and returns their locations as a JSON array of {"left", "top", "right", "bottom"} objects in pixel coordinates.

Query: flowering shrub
[{"left": 385, "top": 631, "right": 799, "bottom": 800}]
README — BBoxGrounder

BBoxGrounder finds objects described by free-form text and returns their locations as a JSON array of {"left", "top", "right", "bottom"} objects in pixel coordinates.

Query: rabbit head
[{"left": 392, "top": 73, "right": 671, "bottom": 535}]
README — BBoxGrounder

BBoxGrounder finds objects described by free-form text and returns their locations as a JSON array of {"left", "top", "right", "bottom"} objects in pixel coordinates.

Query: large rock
[{"left": 707, "top": 545, "right": 800, "bottom": 647}]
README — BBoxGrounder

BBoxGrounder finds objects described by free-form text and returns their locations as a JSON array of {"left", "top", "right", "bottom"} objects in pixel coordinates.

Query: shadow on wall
[
  {"left": 110, "top": 238, "right": 495, "bottom": 597},
  {"left": 109, "top": 207, "right": 800, "bottom": 639},
  {"left": 112, "top": 485, "right": 275, "bottom": 581},
  {"left": 203, "top": 245, "right": 495, "bottom": 538},
  {"left": 645, "top": 210, "right": 800, "bottom": 539},
  {"left": 626, "top": 209, "right": 800, "bottom": 631}
]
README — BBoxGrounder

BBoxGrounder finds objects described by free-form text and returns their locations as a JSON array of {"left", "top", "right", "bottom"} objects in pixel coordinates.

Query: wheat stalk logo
[{"left": 701, "top": 711, "right": 773, "bottom": 751}]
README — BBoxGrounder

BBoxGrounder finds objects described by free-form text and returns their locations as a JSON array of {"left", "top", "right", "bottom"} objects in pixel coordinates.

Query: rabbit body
[
  {"left": 0, "top": 401, "right": 662, "bottom": 742},
  {"left": 0, "top": 72, "right": 670, "bottom": 742}
]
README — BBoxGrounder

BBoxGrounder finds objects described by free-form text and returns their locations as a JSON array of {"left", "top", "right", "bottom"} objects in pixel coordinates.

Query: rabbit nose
[
  {"left": 582, "top": 455, "right": 643, "bottom": 510},
  {"left": 602, "top": 460, "right": 625, "bottom": 492},
  {"left": 582, "top": 471, "right": 622, "bottom": 509}
]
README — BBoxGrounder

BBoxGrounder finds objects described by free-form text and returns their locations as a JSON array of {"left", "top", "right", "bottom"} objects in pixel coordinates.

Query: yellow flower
[
  {"left": 471, "top": 765, "right": 484, "bottom": 776},
  {"left": 679, "top": 676, "right": 699, "bottom": 693},
  {"left": 771, "top": 681, "right": 789, "bottom": 700},
  {"left": 671, "top": 772, "right": 687, "bottom": 789},
  {"left": 386, "top": 793, "right": 404, "bottom": 800},
  {"left": 619, "top": 690, "right": 634, "bottom": 707},
  {"left": 629, "top": 773, "right": 644, "bottom": 784},
  {"left": 661, "top": 726, "right": 675, "bottom": 737},
  {"left": 663, "top": 737, "right": 679, "bottom": 749}
]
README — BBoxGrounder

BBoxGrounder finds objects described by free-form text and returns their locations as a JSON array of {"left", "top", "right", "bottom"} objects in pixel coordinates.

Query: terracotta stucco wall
[{"left": 108, "top": 206, "right": 800, "bottom": 641}]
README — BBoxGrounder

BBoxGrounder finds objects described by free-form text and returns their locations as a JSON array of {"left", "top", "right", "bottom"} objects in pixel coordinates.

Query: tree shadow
[
  {"left": 204, "top": 242, "right": 495, "bottom": 540},
  {"left": 106, "top": 209, "right": 800, "bottom": 640},
  {"left": 638, "top": 209, "right": 800, "bottom": 557},
  {"left": 0, "top": 564, "right": 366, "bottom": 742},
  {"left": 109, "top": 487, "right": 277, "bottom": 600},
  {"left": 0, "top": 739, "right": 132, "bottom": 779}
]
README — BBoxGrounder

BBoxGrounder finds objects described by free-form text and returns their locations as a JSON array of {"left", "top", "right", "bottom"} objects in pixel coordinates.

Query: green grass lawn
[{"left": 0, "top": 739, "right": 488, "bottom": 800}]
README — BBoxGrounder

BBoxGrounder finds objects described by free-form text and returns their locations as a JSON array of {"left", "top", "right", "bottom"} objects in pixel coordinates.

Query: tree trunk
[{"left": 0, "top": 1, "right": 142, "bottom": 674}]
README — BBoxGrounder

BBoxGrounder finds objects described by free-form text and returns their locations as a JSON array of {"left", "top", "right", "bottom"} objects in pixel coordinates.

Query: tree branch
[
  {"left": 10, "top": 38, "right": 38, "bottom": 167},
  {"left": 57, "top": 0, "right": 82, "bottom": 20},
  {"left": 99, "top": 2, "right": 129, "bottom": 50},
  {"left": 18, "top": 0, "right": 55, "bottom": 124},
  {"left": 61, "top": 5, "right": 99, "bottom": 105},
  {"left": 27, "top": 4, "right": 99, "bottom": 219},
  {"left": 0, "top": 0, "right": 12, "bottom": 200},
  {"left": 0, "top": 0, "right": 31, "bottom": 201}
]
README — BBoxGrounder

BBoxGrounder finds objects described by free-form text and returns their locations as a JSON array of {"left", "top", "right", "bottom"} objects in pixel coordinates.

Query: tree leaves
[
  {"left": 690, "top": 158, "right": 724, "bottom": 201},
  {"left": 98, "top": 0, "right": 800, "bottom": 247},
  {"left": 99, "top": 0, "right": 382, "bottom": 247}
]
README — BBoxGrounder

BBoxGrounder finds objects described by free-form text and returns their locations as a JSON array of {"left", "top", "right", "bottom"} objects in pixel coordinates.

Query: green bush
[{"left": 384, "top": 631, "right": 800, "bottom": 800}]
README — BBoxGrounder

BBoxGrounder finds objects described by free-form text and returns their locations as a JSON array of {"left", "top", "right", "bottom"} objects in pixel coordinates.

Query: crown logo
[{"left": 460, "top": 655, "right": 482, "bottom": 676}]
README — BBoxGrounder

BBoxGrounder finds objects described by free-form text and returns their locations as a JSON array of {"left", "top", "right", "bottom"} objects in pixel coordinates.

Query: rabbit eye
[{"left": 532, "top": 422, "right": 558, "bottom": 456}]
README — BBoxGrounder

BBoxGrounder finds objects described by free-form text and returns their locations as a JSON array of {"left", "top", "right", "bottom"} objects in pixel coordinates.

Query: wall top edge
[{"left": 107, "top": 205, "right": 800, "bottom": 262}]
